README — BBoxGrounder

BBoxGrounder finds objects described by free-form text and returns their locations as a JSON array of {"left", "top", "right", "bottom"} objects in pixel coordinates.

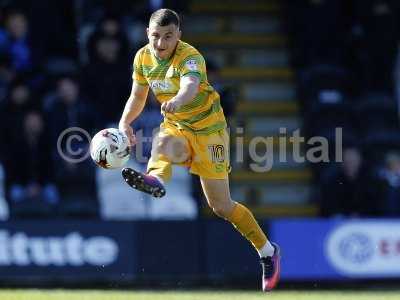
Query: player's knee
[
  {"left": 154, "top": 138, "right": 167, "bottom": 157},
  {"left": 152, "top": 136, "right": 170, "bottom": 159},
  {"left": 212, "top": 206, "right": 228, "bottom": 218},
  {"left": 156, "top": 136, "right": 189, "bottom": 163},
  {"left": 210, "top": 200, "right": 234, "bottom": 218}
]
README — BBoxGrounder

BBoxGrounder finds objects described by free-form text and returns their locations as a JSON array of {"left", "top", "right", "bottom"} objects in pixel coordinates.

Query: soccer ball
[{"left": 90, "top": 128, "right": 130, "bottom": 169}]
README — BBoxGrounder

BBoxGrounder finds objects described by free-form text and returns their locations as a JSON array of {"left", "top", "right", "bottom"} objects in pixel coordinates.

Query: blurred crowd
[
  {"left": 0, "top": 0, "right": 189, "bottom": 219},
  {"left": 289, "top": 0, "right": 400, "bottom": 217}
]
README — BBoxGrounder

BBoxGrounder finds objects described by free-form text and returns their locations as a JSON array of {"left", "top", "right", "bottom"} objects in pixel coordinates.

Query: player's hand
[
  {"left": 119, "top": 123, "right": 136, "bottom": 146},
  {"left": 161, "top": 98, "right": 183, "bottom": 114}
]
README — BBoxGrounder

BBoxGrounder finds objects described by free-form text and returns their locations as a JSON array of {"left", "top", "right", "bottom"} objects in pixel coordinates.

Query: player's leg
[
  {"left": 122, "top": 124, "right": 191, "bottom": 197},
  {"left": 199, "top": 176, "right": 272, "bottom": 255},
  {"left": 199, "top": 177, "right": 281, "bottom": 291},
  {"left": 147, "top": 132, "right": 191, "bottom": 180},
  {"left": 189, "top": 128, "right": 273, "bottom": 254}
]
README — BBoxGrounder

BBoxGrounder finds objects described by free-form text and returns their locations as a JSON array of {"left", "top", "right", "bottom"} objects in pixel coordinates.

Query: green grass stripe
[{"left": 1, "top": 290, "right": 400, "bottom": 300}]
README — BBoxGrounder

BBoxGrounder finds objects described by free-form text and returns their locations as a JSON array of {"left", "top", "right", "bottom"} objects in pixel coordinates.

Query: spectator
[
  {"left": 378, "top": 151, "right": 400, "bottom": 216},
  {"left": 0, "top": 53, "right": 15, "bottom": 102},
  {"left": 3, "top": 111, "right": 59, "bottom": 218},
  {"left": 86, "top": 14, "right": 130, "bottom": 63},
  {"left": 0, "top": 78, "right": 38, "bottom": 160},
  {"left": 45, "top": 76, "right": 98, "bottom": 144},
  {"left": 319, "top": 147, "right": 377, "bottom": 217},
  {"left": 83, "top": 22, "right": 131, "bottom": 126},
  {"left": 45, "top": 76, "right": 99, "bottom": 217},
  {"left": 350, "top": 0, "right": 399, "bottom": 91},
  {"left": 0, "top": 10, "right": 33, "bottom": 72}
]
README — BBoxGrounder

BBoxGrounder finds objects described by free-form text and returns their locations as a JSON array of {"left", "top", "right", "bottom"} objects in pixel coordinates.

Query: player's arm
[
  {"left": 161, "top": 75, "right": 200, "bottom": 113},
  {"left": 119, "top": 81, "right": 149, "bottom": 145}
]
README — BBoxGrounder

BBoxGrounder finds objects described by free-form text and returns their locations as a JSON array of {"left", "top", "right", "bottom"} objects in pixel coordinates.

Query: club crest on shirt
[{"left": 185, "top": 59, "right": 198, "bottom": 71}]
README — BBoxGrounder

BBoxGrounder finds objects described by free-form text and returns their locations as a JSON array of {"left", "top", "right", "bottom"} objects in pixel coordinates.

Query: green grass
[{"left": 0, "top": 290, "right": 399, "bottom": 300}]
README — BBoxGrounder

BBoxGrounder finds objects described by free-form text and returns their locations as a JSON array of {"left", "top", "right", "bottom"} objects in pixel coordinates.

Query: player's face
[{"left": 147, "top": 22, "right": 181, "bottom": 59}]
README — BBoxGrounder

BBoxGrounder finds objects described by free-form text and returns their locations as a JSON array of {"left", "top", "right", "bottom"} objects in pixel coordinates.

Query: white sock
[{"left": 258, "top": 241, "right": 275, "bottom": 258}]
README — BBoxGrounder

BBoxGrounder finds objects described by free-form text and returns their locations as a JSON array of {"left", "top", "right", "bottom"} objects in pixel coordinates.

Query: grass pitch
[{"left": 0, "top": 290, "right": 399, "bottom": 300}]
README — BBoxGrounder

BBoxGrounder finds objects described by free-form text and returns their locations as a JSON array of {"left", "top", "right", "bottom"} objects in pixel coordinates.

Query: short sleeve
[
  {"left": 132, "top": 50, "right": 148, "bottom": 86},
  {"left": 179, "top": 54, "right": 205, "bottom": 80}
]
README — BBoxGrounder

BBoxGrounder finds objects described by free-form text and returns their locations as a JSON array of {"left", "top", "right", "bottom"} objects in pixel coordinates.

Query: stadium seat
[{"left": 298, "top": 63, "right": 354, "bottom": 112}]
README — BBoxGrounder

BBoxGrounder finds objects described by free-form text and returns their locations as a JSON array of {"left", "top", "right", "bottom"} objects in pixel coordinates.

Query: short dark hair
[{"left": 149, "top": 8, "right": 180, "bottom": 28}]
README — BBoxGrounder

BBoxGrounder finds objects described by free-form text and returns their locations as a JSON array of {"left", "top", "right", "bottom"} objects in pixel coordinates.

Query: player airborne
[{"left": 118, "top": 8, "right": 280, "bottom": 291}]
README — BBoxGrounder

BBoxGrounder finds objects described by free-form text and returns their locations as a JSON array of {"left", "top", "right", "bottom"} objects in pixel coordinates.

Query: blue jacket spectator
[{"left": 0, "top": 10, "right": 32, "bottom": 72}]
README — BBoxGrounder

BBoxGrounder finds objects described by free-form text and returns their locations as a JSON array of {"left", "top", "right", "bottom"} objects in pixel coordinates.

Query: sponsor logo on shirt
[{"left": 150, "top": 80, "right": 171, "bottom": 91}]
